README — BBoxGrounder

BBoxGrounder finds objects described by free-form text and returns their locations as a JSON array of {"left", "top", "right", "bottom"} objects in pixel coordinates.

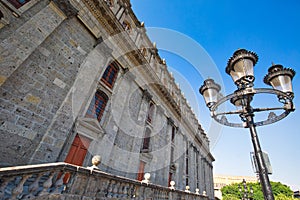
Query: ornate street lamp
[
  {"left": 239, "top": 179, "right": 254, "bottom": 200},
  {"left": 199, "top": 49, "right": 296, "bottom": 200}
]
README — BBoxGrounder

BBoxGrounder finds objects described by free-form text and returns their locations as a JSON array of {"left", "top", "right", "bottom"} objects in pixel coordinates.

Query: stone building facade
[{"left": 0, "top": 0, "right": 214, "bottom": 198}]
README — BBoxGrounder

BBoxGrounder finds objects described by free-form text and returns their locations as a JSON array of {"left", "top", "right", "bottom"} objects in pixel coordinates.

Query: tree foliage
[{"left": 221, "top": 181, "right": 294, "bottom": 200}]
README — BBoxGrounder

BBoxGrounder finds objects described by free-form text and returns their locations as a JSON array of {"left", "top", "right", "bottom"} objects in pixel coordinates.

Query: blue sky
[{"left": 131, "top": 0, "right": 300, "bottom": 190}]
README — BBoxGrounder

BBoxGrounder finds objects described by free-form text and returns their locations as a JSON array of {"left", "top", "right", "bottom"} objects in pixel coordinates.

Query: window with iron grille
[
  {"left": 171, "top": 126, "right": 176, "bottom": 142},
  {"left": 141, "top": 128, "right": 151, "bottom": 152},
  {"left": 86, "top": 90, "right": 108, "bottom": 122},
  {"left": 101, "top": 63, "right": 119, "bottom": 88}
]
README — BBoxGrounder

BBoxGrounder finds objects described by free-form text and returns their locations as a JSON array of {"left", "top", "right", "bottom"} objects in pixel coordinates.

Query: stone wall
[{"left": 0, "top": 0, "right": 95, "bottom": 166}]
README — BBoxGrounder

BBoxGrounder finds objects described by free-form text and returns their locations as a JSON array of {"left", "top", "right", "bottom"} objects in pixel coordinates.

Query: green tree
[
  {"left": 221, "top": 181, "right": 294, "bottom": 200},
  {"left": 275, "top": 193, "right": 296, "bottom": 200},
  {"left": 223, "top": 194, "right": 240, "bottom": 200},
  {"left": 272, "top": 182, "right": 294, "bottom": 197}
]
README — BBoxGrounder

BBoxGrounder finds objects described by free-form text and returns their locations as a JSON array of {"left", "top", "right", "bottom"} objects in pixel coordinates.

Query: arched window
[
  {"left": 147, "top": 102, "right": 155, "bottom": 123},
  {"left": 86, "top": 90, "right": 108, "bottom": 122},
  {"left": 101, "top": 62, "right": 119, "bottom": 88}
]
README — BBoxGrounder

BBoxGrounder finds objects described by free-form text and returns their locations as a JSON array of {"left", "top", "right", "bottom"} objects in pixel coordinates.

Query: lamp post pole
[
  {"left": 199, "top": 49, "right": 296, "bottom": 200},
  {"left": 246, "top": 113, "right": 273, "bottom": 200},
  {"left": 239, "top": 179, "right": 254, "bottom": 200}
]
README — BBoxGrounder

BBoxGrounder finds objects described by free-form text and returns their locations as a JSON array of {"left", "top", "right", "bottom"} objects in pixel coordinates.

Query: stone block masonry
[
  {"left": 0, "top": 0, "right": 95, "bottom": 166},
  {"left": 0, "top": 2, "right": 67, "bottom": 85}
]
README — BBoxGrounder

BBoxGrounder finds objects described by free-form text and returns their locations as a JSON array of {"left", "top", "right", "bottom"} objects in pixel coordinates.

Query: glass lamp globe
[
  {"left": 226, "top": 49, "right": 258, "bottom": 87},
  {"left": 199, "top": 79, "right": 221, "bottom": 108},
  {"left": 264, "top": 64, "right": 295, "bottom": 94}
]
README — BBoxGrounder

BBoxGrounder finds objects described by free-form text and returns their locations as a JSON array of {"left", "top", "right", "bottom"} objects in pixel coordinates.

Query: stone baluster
[
  {"left": 155, "top": 189, "right": 160, "bottom": 199},
  {"left": 126, "top": 183, "right": 132, "bottom": 198},
  {"left": 162, "top": 189, "right": 166, "bottom": 199},
  {"left": 158, "top": 190, "right": 162, "bottom": 199},
  {"left": 163, "top": 191, "right": 168, "bottom": 199},
  {"left": 11, "top": 174, "right": 30, "bottom": 199},
  {"left": 164, "top": 190, "right": 169, "bottom": 199},
  {"left": 121, "top": 182, "right": 126, "bottom": 198},
  {"left": 112, "top": 181, "right": 120, "bottom": 197},
  {"left": 169, "top": 191, "right": 173, "bottom": 199},
  {"left": 122, "top": 183, "right": 129, "bottom": 198},
  {"left": 38, "top": 171, "right": 55, "bottom": 196},
  {"left": 53, "top": 171, "right": 66, "bottom": 194},
  {"left": 137, "top": 185, "right": 145, "bottom": 200},
  {"left": 129, "top": 184, "right": 136, "bottom": 198},
  {"left": 106, "top": 180, "right": 113, "bottom": 197},
  {"left": 117, "top": 182, "right": 125, "bottom": 198},
  {"left": 98, "top": 178, "right": 109, "bottom": 197},
  {"left": 0, "top": 176, "right": 14, "bottom": 199},
  {"left": 22, "top": 172, "right": 44, "bottom": 198}
]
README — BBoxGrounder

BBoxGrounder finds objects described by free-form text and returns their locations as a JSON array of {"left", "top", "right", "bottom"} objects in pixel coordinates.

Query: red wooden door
[
  {"left": 65, "top": 134, "right": 91, "bottom": 165},
  {"left": 168, "top": 172, "right": 173, "bottom": 187},
  {"left": 137, "top": 161, "right": 145, "bottom": 181},
  {"left": 63, "top": 134, "right": 91, "bottom": 183}
]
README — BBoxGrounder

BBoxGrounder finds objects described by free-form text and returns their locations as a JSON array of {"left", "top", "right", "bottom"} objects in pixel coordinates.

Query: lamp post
[
  {"left": 239, "top": 179, "right": 254, "bottom": 200},
  {"left": 199, "top": 49, "right": 296, "bottom": 200}
]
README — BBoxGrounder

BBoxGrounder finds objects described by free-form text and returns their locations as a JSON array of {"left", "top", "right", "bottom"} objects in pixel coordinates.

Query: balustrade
[{"left": 0, "top": 162, "right": 209, "bottom": 199}]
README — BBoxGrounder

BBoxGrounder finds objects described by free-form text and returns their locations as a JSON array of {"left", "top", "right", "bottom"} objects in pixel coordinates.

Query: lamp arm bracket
[{"left": 210, "top": 87, "right": 295, "bottom": 128}]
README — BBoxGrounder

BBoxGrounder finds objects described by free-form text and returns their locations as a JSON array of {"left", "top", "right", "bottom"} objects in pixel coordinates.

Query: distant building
[
  {"left": 295, "top": 191, "right": 300, "bottom": 198},
  {"left": 214, "top": 175, "right": 257, "bottom": 199}
]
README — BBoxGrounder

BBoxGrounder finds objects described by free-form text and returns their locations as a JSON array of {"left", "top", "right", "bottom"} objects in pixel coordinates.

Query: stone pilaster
[
  {"left": 0, "top": 2, "right": 67, "bottom": 87},
  {"left": 29, "top": 36, "right": 109, "bottom": 163}
]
